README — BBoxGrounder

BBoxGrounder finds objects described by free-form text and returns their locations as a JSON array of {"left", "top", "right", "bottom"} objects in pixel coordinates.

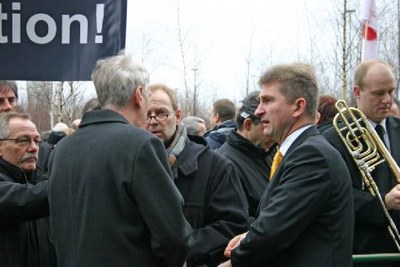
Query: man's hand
[
  {"left": 385, "top": 184, "right": 400, "bottom": 210},
  {"left": 224, "top": 232, "right": 248, "bottom": 258}
]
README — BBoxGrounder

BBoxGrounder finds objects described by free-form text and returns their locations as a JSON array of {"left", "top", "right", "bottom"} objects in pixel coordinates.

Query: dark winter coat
[
  {"left": 48, "top": 109, "right": 193, "bottom": 267},
  {"left": 173, "top": 134, "right": 250, "bottom": 266},
  {"left": 218, "top": 131, "right": 275, "bottom": 217},
  {"left": 0, "top": 158, "right": 50, "bottom": 267},
  {"left": 204, "top": 120, "right": 237, "bottom": 149}
]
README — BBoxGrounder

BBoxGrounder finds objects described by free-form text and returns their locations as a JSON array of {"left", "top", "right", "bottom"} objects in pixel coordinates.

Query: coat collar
[
  {"left": 285, "top": 126, "right": 320, "bottom": 156},
  {"left": 80, "top": 109, "right": 129, "bottom": 127},
  {"left": 387, "top": 115, "right": 400, "bottom": 164},
  {"left": 0, "top": 157, "right": 30, "bottom": 183},
  {"left": 225, "top": 131, "right": 270, "bottom": 159},
  {"left": 173, "top": 135, "right": 209, "bottom": 178}
]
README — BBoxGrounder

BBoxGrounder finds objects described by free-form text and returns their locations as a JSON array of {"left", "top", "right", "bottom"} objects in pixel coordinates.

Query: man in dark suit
[
  {"left": 323, "top": 59, "right": 400, "bottom": 267},
  {"left": 219, "top": 63, "right": 354, "bottom": 267},
  {"left": 48, "top": 53, "right": 193, "bottom": 267}
]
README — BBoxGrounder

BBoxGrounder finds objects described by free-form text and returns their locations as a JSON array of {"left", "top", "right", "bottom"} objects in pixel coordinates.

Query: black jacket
[
  {"left": 218, "top": 131, "right": 275, "bottom": 217},
  {"left": 173, "top": 134, "right": 250, "bottom": 266},
  {"left": 317, "top": 121, "right": 333, "bottom": 133},
  {"left": 48, "top": 109, "right": 193, "bottom": 267},
  {"left": 204, "top": 120, "right": 237, "bottom": 150},
  {"left": 0, "top": 158, "right": 50, "bottom": 267},
  {"left": 323, "top": 116, "right": 400, "bottom": 267}
]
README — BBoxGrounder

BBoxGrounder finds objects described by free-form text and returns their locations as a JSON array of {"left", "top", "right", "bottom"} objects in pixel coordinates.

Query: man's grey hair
[
  {"left": 182, "top": 116, "right": 206, "bottom": 135},
  {"left": 91, "top": 52, "right": 149, "bottom": 108},
  {"left": 0, "top": 112, "right": 31, "bottom": 139},
  {"left": 0, "top": 80, "right": 18, "bottom": 99}
]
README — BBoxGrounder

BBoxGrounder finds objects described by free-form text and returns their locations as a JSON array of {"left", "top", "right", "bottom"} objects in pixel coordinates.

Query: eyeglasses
[
  {"left": 0, "top": 137, "right": 42, "bottom": 147},
  {"left": 145, "top": 113, "right": 170, "bottom": 123}
]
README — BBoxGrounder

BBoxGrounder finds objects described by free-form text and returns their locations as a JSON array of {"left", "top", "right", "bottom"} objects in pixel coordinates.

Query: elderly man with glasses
[
  {"left": 144, "top": 83, "right": 250, "bottom": 267},
  {"left": 0, "top": 112, "right": 51, "bottom": 267}
]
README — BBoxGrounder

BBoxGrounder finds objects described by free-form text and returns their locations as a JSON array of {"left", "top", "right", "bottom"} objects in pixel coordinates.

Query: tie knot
[
  {"left": 270, "top": 150, "right": 284, "bottom": 180},
  {"left": 375, "top": 124, "right": 385, "bottom": 137},
  {"left": 375, "top": 124, "right": 387, "bottom": 147},
  {"left": 274, "top": 150, "right": 284, "bottom": 162},
  {"left": 375, "top": 123, "right": 384, "bottom": 131}
]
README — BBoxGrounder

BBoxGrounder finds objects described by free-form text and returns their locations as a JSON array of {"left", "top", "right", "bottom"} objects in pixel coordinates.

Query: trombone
[{"left": 333, "top": 99, "right": 400, "bottom": 252}]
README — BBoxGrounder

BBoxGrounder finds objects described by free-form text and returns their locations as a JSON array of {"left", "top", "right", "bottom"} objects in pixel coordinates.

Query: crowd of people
[{"left": 1, "top": 55, "right": 400, "bottom": 267}]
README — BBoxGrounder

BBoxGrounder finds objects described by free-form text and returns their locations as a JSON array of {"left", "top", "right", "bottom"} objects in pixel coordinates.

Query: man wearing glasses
[
  {"left": 0, "top": 112, "right": 50, "bottom": 266},
  {"left": 144, "top": 83, "right": 250, "bottom": 267}
]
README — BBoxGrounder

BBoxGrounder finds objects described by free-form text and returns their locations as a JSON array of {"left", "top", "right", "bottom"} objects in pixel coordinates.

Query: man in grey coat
[{"left": 48, "top": 53, "right": 193, "bottom": 267}]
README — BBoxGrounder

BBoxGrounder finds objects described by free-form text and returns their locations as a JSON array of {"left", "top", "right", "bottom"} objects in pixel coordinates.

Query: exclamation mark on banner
[{"left": 95, "top": 4, "right": 104, "bottom": 43}]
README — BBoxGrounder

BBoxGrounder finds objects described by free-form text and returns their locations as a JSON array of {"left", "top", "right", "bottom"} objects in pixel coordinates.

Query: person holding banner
[{"left": 48, "top": 53, "right": 193, "bottom": 267}]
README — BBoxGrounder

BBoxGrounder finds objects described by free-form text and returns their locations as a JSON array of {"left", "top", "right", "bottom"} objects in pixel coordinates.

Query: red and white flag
[{"left": 360, "top": 0, "right": 378, "bottom": 60}]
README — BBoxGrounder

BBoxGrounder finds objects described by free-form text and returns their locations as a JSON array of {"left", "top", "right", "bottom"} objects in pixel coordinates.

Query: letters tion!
[{"left": 0, "top": 0, "right": 127, "bottom": 81}]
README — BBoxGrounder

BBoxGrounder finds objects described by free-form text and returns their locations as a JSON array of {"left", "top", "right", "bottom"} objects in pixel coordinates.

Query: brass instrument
[{"left": 333, "top": 99, "right": 400, "bottom": 252}]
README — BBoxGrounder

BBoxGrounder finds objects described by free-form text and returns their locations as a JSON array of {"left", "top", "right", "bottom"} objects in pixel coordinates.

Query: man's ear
[
  {"left": 133, "top": 86, "right": 144, "bottom": 108},
  {"left": 354, "top": 86, "right": 361, "bottom": 99},
  {"left": 293, "top": 98, "right": 306, "bottom": 118},
  {"left": 316, "top": 112, "right": 321, "bottom": 124},
  {"left": 243, "top": 118, "right": 253, "bottom": 131},
  {"left": 175, "top": 109, "right": 182, "bottom": 123},
  {"left": 214, "top": 113, "right": 220, "bottom": 124}
]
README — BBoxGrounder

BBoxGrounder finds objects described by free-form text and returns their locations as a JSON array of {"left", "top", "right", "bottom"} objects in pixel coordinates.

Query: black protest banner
[{"left": 0, "top": 0, "right": 127, "bottom": 81}]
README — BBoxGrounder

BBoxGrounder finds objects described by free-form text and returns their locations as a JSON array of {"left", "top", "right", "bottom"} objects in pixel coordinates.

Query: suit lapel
[
  {"left": 387, "top": 116, "right": 400, "bottom": 165},
  {"left": 259, "top": 126, "right": 320, "bottom": 210},
  {"left": 285, "top": 126, "right": 320, "bottom": 155}
]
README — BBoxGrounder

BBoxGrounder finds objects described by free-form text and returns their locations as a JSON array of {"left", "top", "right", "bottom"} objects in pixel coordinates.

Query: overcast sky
[{"left": 124, "top": 0, "right": 346, "bottom": 103}]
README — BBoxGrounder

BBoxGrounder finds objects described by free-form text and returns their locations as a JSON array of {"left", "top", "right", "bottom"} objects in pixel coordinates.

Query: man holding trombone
[{"left": 324, "top": 59, "right": 400, "bottom": 267}]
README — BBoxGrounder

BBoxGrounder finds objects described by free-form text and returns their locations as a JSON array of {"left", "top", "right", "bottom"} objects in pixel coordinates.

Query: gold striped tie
[{"left": 270, "top": 150, "right": 283, "bottom": 180}]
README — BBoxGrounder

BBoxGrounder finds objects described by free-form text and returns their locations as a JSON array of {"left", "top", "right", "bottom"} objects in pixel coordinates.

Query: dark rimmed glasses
[
  {"left": 0, "top": 137, "right": 42, "bottom": 147},
  {"left": 145, "top": 113, "right": 170, "bottom": 123}
]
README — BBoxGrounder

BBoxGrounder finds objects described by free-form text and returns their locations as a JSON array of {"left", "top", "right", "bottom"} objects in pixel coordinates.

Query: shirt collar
[
  {"left": 279, "top": 125, "right": 313, "bottom": 156},
  {"left": 368, "top": 118, "right": 387, "bottom": 133}
]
